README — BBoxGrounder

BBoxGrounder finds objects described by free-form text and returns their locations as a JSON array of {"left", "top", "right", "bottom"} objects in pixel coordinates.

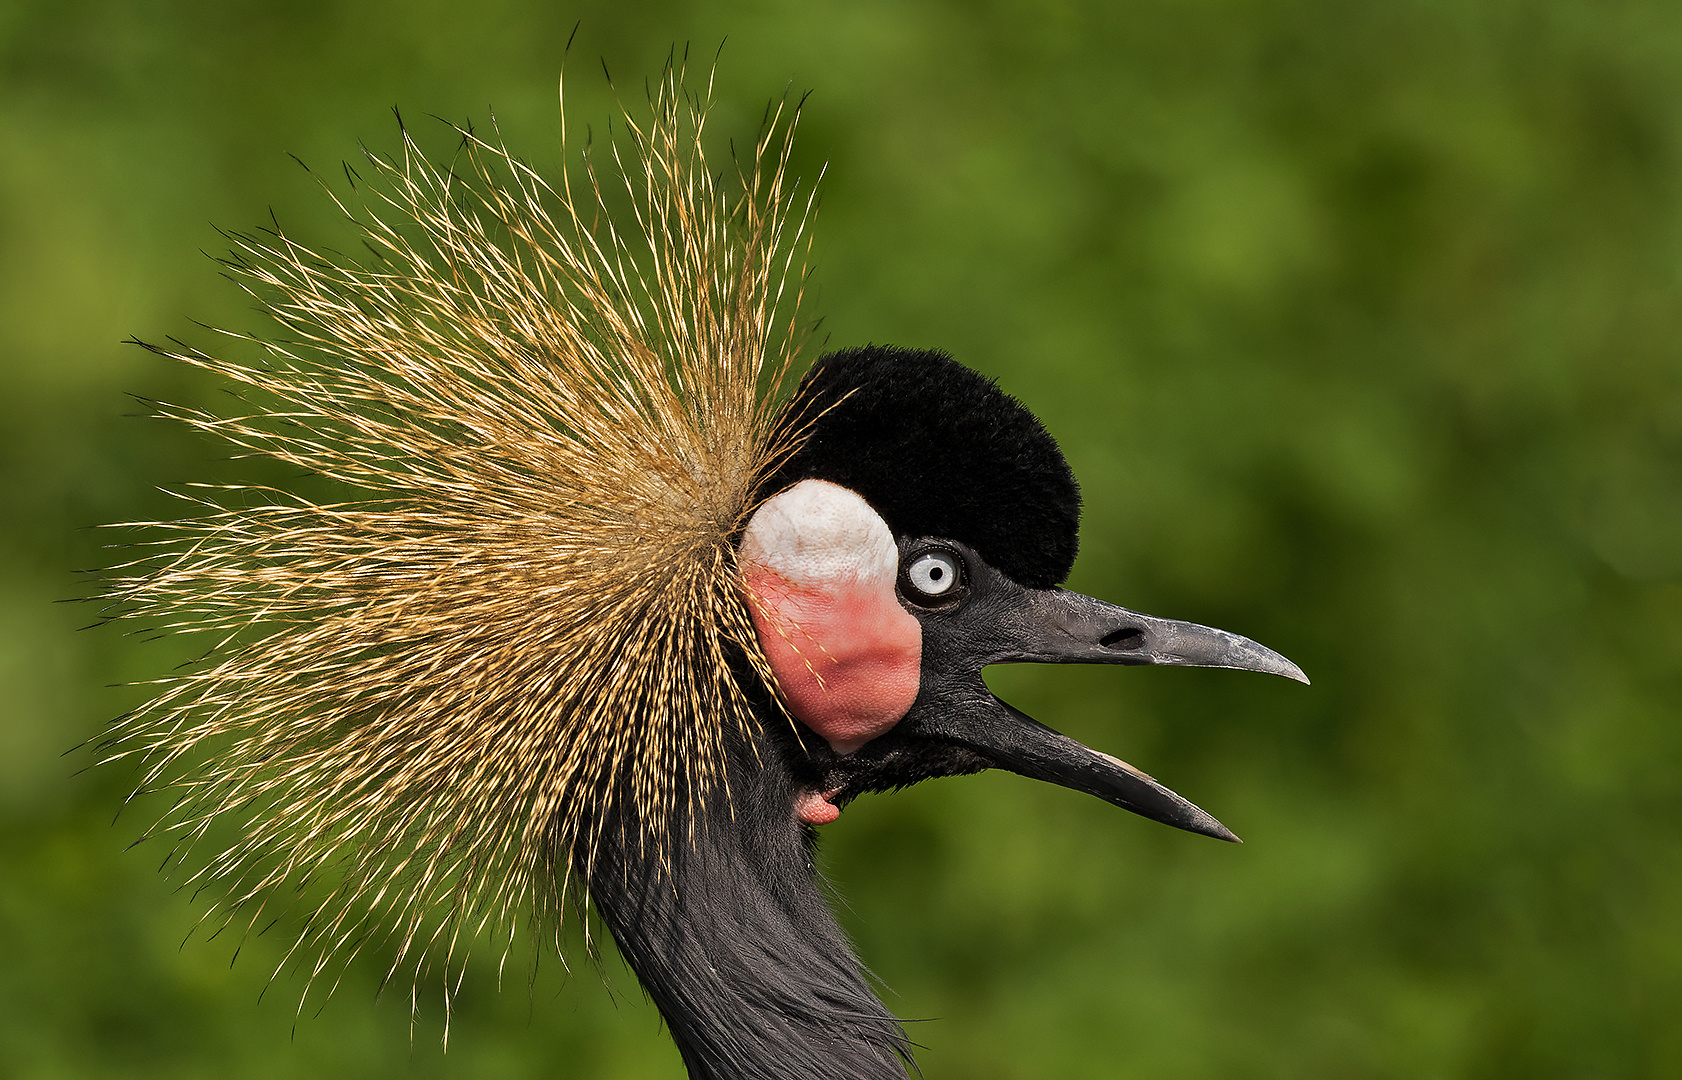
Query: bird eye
[{"left": 904, "top": 551, "right": 962, "bottom": 601}]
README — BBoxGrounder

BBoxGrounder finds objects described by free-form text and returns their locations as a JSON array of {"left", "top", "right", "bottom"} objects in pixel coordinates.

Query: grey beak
[
  {"left": 915, "top": 692, "right": 1245, "bottom": 840},
  {"left": 999, "top": 588, "right": 1310, "bottom": 683},
  {"left": 911, "top": 583, "right": 1307, "bottom": 842}
]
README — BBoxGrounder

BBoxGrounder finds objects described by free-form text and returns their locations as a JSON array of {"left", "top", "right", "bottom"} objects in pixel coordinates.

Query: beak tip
[
  {"left": 1249, "top": 643, "right": 1309, "bottom": 685},
  {"left": 1181, "top": 804, "right": 1242, "bottom": 843},
  {"left": 1205, "top": 820, "right": 1242, "bottom": 843}
]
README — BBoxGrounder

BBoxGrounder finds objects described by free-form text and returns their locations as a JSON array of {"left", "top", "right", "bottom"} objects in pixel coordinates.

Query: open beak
[{"left": 908, "top": 584, "right": 1307, "bottom": 842}]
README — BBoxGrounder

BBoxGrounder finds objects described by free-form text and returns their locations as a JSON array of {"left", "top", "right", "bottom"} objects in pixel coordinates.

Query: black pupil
[{"left": 928, "top": 565, "right": 944, "bottom": 582}]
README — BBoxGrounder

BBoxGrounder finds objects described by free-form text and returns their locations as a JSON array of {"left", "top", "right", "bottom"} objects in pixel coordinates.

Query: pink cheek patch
[
  {"left": 744, "top": 566, "right": 922, "bottom": 753},
  {"left": 740, "top": 480, "right": 922, "bottom": 756}
]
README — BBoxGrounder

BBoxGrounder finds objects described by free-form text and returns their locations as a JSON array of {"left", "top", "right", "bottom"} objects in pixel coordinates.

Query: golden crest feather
[{"left": 101, "top": 62, "right": 814, "bottom": 1005}]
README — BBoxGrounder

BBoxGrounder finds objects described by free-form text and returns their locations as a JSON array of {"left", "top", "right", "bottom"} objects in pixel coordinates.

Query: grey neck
[{"left": 585, "top": 725, "right": 912, "bottom": 1080}]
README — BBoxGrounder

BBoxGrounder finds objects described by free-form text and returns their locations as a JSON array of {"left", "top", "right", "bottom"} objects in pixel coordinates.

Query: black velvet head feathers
[{"left": 763, "top": 346, "right": 1082, "bottom": 589}]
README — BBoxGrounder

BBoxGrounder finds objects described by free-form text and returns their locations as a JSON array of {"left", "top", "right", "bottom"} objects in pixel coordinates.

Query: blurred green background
[{"left": 4, "top": 0, "right": 1680, "bottom": 1077}]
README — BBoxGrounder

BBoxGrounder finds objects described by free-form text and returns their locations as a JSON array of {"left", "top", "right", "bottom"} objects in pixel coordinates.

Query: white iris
[{"left": 906, "top": 551, "right": 959, "bottom": 597}]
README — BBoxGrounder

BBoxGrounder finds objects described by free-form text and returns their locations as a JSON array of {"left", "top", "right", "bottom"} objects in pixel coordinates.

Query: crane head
[{"left": 740, "top": 346, "right": 1307, "bottom": 839}]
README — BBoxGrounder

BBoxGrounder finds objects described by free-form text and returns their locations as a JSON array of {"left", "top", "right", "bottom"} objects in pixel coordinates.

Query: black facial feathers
[{"left": 762, "top": 346, "right": 1082, "bottom": 589}]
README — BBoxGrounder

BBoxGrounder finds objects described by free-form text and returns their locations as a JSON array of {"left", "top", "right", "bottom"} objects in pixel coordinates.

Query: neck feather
[{"left": 585, "top": 723, "right": 912, "bottom": 1080}]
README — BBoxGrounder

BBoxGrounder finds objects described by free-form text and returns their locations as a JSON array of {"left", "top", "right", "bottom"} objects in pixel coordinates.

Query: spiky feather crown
[{"left": 102, "top": 65, "right": 814, "bottom": 1004}]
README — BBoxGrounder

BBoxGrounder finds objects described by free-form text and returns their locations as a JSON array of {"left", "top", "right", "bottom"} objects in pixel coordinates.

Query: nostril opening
[{"left": 1100, "top": 627, "right": 1147, "bottom": 651}]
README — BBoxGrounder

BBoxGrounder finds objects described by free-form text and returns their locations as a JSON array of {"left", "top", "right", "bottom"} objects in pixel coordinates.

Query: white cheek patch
[
  {"left": 738, "top": 479, "right": 900, "bottom": 590},
  {"left": 739, "top": 479, "right": 923, "bottom": 763}
]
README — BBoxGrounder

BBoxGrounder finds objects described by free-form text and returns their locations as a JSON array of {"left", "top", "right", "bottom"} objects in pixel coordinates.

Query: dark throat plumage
[{"left": 584, "top": 698, "right": 913, "bottom": 1080}]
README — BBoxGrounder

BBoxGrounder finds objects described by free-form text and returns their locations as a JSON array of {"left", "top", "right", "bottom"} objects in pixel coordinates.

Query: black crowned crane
[{"left": 103, "top": 71, "right": 1305, "bottom": 1080}]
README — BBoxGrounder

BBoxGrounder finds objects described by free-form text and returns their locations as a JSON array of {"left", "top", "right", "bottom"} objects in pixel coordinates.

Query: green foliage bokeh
[{"left": 3, "top": 1, "right": 1680, "bottom": 1077}]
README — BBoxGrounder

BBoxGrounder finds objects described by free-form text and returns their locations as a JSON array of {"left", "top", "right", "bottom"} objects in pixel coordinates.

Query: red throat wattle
[{"left": 740, "top": 480, "right": 922, "bottom": 805}]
